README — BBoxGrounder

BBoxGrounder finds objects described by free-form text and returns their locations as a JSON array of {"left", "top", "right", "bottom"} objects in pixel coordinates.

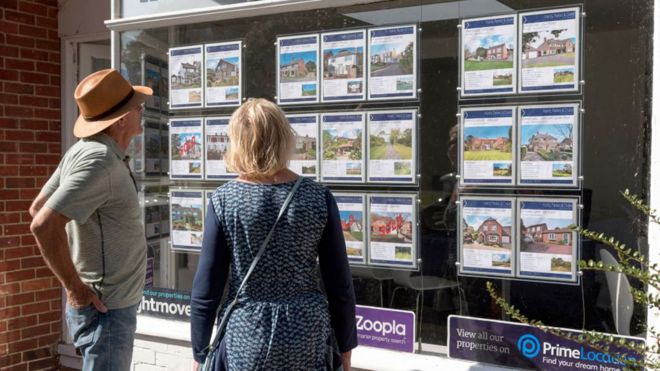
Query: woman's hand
[
  {"left": 192, "top": 360, "right": 200, "bottom": 371},
  {"left": 342, "top": 351, "right": 351, "bottom": 371}
]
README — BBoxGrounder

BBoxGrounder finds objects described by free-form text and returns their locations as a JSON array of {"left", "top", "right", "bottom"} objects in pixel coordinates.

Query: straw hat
[{"left": 73, "top": 69, "right": 153, "bottom": 138}]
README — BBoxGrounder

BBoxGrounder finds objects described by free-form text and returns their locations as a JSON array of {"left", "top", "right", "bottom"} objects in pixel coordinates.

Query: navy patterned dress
[{"left": 191, "top": 178, "right": 357, "bottom": 370}]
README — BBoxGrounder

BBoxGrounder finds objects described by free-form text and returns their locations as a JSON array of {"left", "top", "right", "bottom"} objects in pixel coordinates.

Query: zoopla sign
[{"left": 448, "top": 315, "right": 644, "bottom": 370}]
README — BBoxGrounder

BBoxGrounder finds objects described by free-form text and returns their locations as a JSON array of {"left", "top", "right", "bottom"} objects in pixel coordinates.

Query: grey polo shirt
[{"left": 42, "top": 133, "right": 146, "bottom": 310}]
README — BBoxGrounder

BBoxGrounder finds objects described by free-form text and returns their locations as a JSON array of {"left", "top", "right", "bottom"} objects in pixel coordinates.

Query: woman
[{"left": 190, "top": 99, "right": 357, "bottom": 370}]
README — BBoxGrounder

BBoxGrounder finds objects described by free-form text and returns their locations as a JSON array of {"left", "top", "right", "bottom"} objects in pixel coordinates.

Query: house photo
[
  {"left": 463, "top": 215, "right": 512, "bottom": 250},
  {"left": 207, "top": 57, "right": 239, "bottom": 87},
  {"left": 521, "top": 124, "right": 573, "bottom": 162},
  {"left": 324, "top": 47, "right": 363, "bottom": 79},
  {"left": 463, "top": 33, "right": 514, "bottom": 72},
  {"left": 522, "top": 30, "right": 577, "bottom": 68},
  {"left": 463, "top": 125, "right": 512, "bottom": 161}
]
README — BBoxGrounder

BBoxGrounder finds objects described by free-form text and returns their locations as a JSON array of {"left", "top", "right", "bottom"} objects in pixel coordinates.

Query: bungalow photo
[
  {"left": 521, "top": 124, "right": 573, "bottom": 163},
  {"left": 520, "top": 217, "right": 574, "bottom": 255},
  {"left": 206, "top": 57, "right": 240, "bottom": 87},
  {"left": 463, "top": 125, "right": 512, "bottom": 161},
  {"left": 370, "top": 211, "right": 413, "bottom": 244},
  {"left": 462, "top": 215, "right": 513, "bottom": 251},
  {"left": 171, "top": 133, "right": 202, "bottom": 161},
  {"left": 323, "top": 127, "right": 362, "bottom": 161},
  {"left": 323, "top": 47, "right": 364, "bottom": 79},
  {"left": 171, "top": 204, "right": 203, "bottom": 232},
  {"left": 370, "top": 41, "right": 414, "bottom": 77},
  {"left": 463, "top": 34, "right": 514, "bottom": 72},
  {"left": 280, "top": 51, "right": 317, "bottom": 83},
  {"left": 340, "top": 210, "right": 364, "bottom": 243},
  {"left": 171, "top": 60, "right": 201, "bottom": 90},
  {"left": 522, "top": 29, "right": 576, "bottom": 69},
  {"left": 206, "top": 132, "right": 230, "bottom": 161}
]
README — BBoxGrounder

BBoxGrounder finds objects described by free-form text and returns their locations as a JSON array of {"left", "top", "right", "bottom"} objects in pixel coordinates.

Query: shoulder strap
[{"left": 204, "top": 176, "right": 304, "bottom": 358}]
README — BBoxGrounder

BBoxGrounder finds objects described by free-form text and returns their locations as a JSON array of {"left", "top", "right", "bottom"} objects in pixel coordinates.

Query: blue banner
[
  {"left": 322, "top": 114, "right": 363, "bottom": 123},
  {"left": 463, "top": 199, "right": 511, "bottom": 209},
  {"left": 521, "top": 201, "right": 573, "bottom": 211},
  {"left": 324, "top": 32, "right": 363, "bottom": 42},
  {"left": 287, "top": 115, "right": 317, "bottom": 124},
  {"left": 465, "top": 17, "right": 514, "bottom": 29},
  {"left": 523, "top": 10, "right": 577, "bottom": 24},
  {"left": 522, "top": 107, "right": 575, "bottom": 117},
  {"left": 464, "top": 109, "right": 513, "bottom": 119},
  {"left": 369, "top": 112, "right": 413, "bottom": 121},
  {"left": 371, "top": 26, "right": 414, "bottom": 38},
  {"left": 170, "top": 47, "right": 201, "bottom": 56},
  {"left": 171, "top": 120, "right": 202, "bottom": 128},
  {"left": 370, "top": 196, "right": 412, "bottom": 206},
  {"left": 206, "top": 119, "right": 230, "bottom": 126},
  {"left": 280, "top": 36, "right": 317, "bottom": 47}
]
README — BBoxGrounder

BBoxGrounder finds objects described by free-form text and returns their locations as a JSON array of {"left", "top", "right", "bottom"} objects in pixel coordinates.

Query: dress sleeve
[
  {"left": 190, "top": 200, "right": 231, "bottom": 363},
  {"left": 318, "top": 190, "right": 358, "bottom": 353}
]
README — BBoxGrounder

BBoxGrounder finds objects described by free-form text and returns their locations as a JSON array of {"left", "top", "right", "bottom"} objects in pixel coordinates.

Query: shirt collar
[{"left": 87, "top": 133, "right": 128, "bottom": 161}]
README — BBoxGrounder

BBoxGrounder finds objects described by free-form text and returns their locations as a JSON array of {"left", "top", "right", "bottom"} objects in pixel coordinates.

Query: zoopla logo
[{"left": 518, "top": 333, "right": 541, "bottom": 359}]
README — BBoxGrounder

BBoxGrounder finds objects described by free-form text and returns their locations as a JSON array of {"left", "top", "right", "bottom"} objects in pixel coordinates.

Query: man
[{"left": 30, "top": 69, "right": 152, "bottom": 370}]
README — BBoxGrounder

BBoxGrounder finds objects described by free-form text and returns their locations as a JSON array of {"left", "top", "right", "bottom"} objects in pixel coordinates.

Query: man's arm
[
  {"left": 30, "top": 206, "right": 107, "bottom": 312},
  {"left": 29, "top": 191, "right": 51, "bottom": 218}
]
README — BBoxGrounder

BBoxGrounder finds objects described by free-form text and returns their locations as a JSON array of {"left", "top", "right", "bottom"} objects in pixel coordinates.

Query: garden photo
[
  {"left": 323, "top": 127, "right": 362, "bottom": 161},
  {"left": 171, "top": 203, "right": 203, "bottom": 232},
  {"left": 491, "top": 253, "right": 512, "bottom": 268}
]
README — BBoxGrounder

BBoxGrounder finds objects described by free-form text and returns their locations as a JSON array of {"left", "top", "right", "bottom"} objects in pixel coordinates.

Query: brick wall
[{"left": 0, "top": 0, "right": 62, "bottom": 370}]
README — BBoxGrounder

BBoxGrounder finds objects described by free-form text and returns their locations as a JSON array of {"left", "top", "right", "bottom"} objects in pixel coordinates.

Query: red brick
[
  {"left": 21, "top": 257, "right": 44, "bottom": 269},
  {"left": 20, "top": 188, "right": 40, "bottom": 200},
  {"left": 19, "top": 119, "right": 48, "bottom": 130},
  {"left": 20, "top": 71, "right": 49, "bottom": 85},
  {"left": 48, "top": 52, "right": 59, "bottom": 62},
  {"left": 3, "top": 222, "right": 31, "bottom": 236},
  {"left": 22, "top": 347, "right": 52, "bottom": 362},
  {"left": 2, "top": 0, "right": 18, "bottom": 10},
  {"left": 1, "top": 329, "right": 22, "bottom": 343},
  {"left": 6, "top": 292, "right": 34, "bottom": 307},
  {"left": 5, "top": 58, "right": 35, "bottom": 71},
  {"left": 1, "top": 282, "right": 21, "bottom": 294},
  {"left": 7, "top": 154, "right": 34, "bottom": 164},
  {"left": 5, "top": 105, "right": 33, "bottom": 118},
  {"left": 34, "top": 132, "right": 58, "bottom": 143},
  {"left": 35, "top": 61, "right": 58, "bottom": 74},
  {"left": 4, "top": 245, "right": 30, "bottom": 258},
  {"left": 47, "top": 29, "right": 57, "bottom": 40},
  {"left": 20, "top": 234, "right": 36, "bottom": 246},
  {"left": 5, "top": 200, "right": 30, "bottom": 212},
  {"left": 19, "top": 2, "right": 48, "bottom": 16},
  {"left": 7, "top": 315, "right": 37, "bottom": 331},
  {"left": 37, "top": 311, "right": 59, "bottom": 324},
  {"left": 37, "top": 333, "right": 60, "bottom": 348},
  {"left": 47, "top": 6, "right": 57, "bottom": 18},
  {"left": 35, "top": 16, "right": 57, "bottom": 30},
  {"left": 0, "top": 258, "right": 21, "bottom": 273},
  {"left": 6, "top": 34, "right": 35, "bottom": 48},
  {"left": 48, "top": 143, "right": 59, "bottom": 154},
  {"left": 0, "top": 21, "right": 19, "bottom": 34},
  {"left": 22, "top": 301, "right": 50, "bottom": 315},
  {"left": 35, "top": 267, "right": 52, "bottom": 278},
  {"left": 6, "top": 268, "right": 35, "bottom": 282},
  {"left": 0, "top": 213, "right": 21, "bottom": 224},
  {"left": 34, "top": 85, "right": 58, "bottom": 97},
  {"left": 34, "top": 108, "right": 58, "bottom": 119},
  {"left": 35, "top": 288, "right": 59, "bottom": 301},
  {"left": 4, "top": 81, "right": 34, "bottom": 94},
  {"left": 0, "top": 165, "right": 19, "bottom": 176},
  {"left": 19, "top": 142, "right": 47, "bottom": 153},
  {"left": 18, "top": 25, "right": 46, "bottom": 39},
  {"left": 48, "top": 98, "right": 60, "bottom": 108},
  {"left": 5, "top": 10, "right": 35, "bottom": 25},
  {"left": 6, "top": 177, "right": 35, "bottom": 188},
  {"left": 49, "top": 76, "right": 59, "bottom": 87},
  {"left": 0, "top": 45, "right": 19, "bottom": 58},
  {"left": 0, "top": 118, "right": 19, "bottom": 129},
  {"left": 0, "top": 141, "right": 18, "bottom": 152},
  {"left": 21, "top": 278, "right": 52, "bottom": 291},
  {"left": 5, "top": 130, "right": 33, "bottom": 141},
  {"left": 0, "top": 321, "right": 6, "bottom": 333},
  {"left": 7, "top": 338, "right": 38, "bottom": 353},
  {"left": 34, "top": 154, "right": 58, "bottom": 164},
  {"left": 20, "top": 48, "right": 48, "bottom": 61},
  {"left": 0, "top": 93, "right": 19, "bottom": 104},
  {"left": 50, "top": 298, "right": 61, "bottom": 310},
  {"left": 0, "top": 306, "right": 21, "bottom": 319}
]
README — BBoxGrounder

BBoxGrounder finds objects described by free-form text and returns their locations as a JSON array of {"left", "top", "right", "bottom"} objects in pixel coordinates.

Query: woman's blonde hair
[{"left": 225, "top": 98, "right": 295, "bottom": 177}]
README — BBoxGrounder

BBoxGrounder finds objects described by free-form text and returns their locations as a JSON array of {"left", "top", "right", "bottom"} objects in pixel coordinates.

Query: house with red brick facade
[
  {"left": 469, "top": 137, "right": 509, "bottom": 151},
  {"left": 542, "top": 228, "right": 573, "bottom": 245},
  {"left": 486, "top": 43, "right": 512, "bottom": 61},
  {"left": 476, "top": 217, "right": 511, "bottom": 246}
]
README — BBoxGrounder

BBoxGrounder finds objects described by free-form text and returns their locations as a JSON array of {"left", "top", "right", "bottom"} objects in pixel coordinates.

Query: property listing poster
[
  {"left": 461, "top": 15, "right": 517, "bottom": 96},
  {"left": 144, "top": 121, "right": 162, "bottom": 175},
  {"left": 519, "top": 104, "right": 578, "bottom": 186},
  {"left": 368, "top": 25, "right": 417, "bottom": 100},
  {"left": 518, "top": 198, "right": 577, "bottom": 282},
  {"left": 169, "top": 45, "right": 203, "bottom": 109},
  {"left": 334, "top": 194, "right": 366, "bottom": 264},
  {"left": 205, "top": 41, "right": 242, "bottom": 107},
  {"left": 368, "top": 195, "right": 416, "bottom": 268},
  {"left": 170, "top": 191, "right": 205, "bottom": 252},
  {"left": 321, "top": 30, "right": 366, "bottom": 102},
  {"left": 459, "top": 197, "right": 514, "bottom": 277},
  {"left": 160, "top": 121, "right": 169, "bottom": 174},
  {"left": 144, "top": 203, "right": 162, "bottom": 239},
  {"left": 367, "top": 110, "right": 416, "bottom": 183},
  {"left": 205, "top": 117, "right": 236, "bottom": 180},
  {"left": 287, "top": 114, "right": 319, "bottom": 179},
  {"left": 519, "top": 7, "right": 580, "bottom": 93},
  {"left": 460, "top": 107, "right": 515, "bottom": 186},
  {"left": 277, "top": 34, "right": 320, "bottom": 104},
  {"left": 143, "top": 57, "right": 163, "bottom": 110},
  {"left": 321, "top": 113, "right": 365, "bottom": 182},
  {"left": 169, "top": 118, "right": 204, "bottom": 180}
]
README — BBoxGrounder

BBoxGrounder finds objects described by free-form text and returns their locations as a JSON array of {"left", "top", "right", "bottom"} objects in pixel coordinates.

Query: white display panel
[
  {"left": 334, "top": 193, "right": 367, "bottom": 265},
  {"left": 368, "top": 25, "right": 418, "bottom": 100},
  {"left": 367, "top": 194, "right": 417, "bottom": 269},
  {"left": 460, "top": 15, "right": 517, "bottom": 96},
  {"left": 518, "top": 103, "right": 579, "bottom": 187},
  {"left": 169, "top": 45, "right": 204, "bottom": 109},
  {"left": 321, "top": 29, "right": 367, "bottom": 102},
  {"left": 170, "top": 190, "right": 205, "bottom": 252},
  {"left": 205, "top": 41, "right": 242, "bottom": 107},
  {"left": 204, "top": 117, "right": 236, "bottom": 180},
  {"left": 320, "top": 112, "right": 366, "bottom": 183},
  {"left": 517, "top": 197, "right": 578, "bottom": 282},
  {"left": 518, "top": 7, "right": 581, "bottom": 94},
  {"left": 367, "top": 110, "right": 417, "bottom": 184},
  {"left": 459, "top": 196, "right": 515, "bottom": 277},
  {"left": 277, "top": 34, "right": 320, "bottom": 105},
  {"left": 169, "top": 118, "right": 204, "bottom": 180},
  {"left": 459, "top": 106, "right": 516, "bottom": 186},
  {"left": 287, "top": 113, "right": 319, "bottom": 179}
]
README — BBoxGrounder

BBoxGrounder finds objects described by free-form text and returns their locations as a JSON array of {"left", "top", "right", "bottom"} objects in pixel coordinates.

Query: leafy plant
[{"left": 487, "top": 190, "right": 659, "bottom": 370}]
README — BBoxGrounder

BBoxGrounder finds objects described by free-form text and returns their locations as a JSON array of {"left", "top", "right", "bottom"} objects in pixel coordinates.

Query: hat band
[{"left": 83, "top": 89, "right": 136, "bottom": 121}]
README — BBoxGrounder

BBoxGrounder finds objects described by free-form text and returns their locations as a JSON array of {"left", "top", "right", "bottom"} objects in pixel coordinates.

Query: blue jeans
[{"left": 65, "top": 303, "right": 138, "bottom": 371}]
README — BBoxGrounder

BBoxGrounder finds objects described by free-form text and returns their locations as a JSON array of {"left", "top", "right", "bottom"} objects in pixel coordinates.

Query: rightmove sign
[{"left": 448, "top": 315, "right": 644, "bottom": 370}]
